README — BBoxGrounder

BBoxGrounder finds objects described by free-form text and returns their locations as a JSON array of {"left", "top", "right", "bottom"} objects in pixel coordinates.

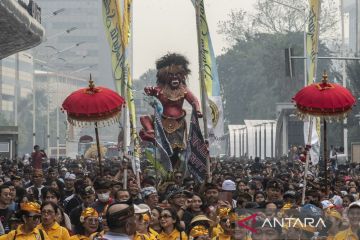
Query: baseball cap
[
  {"left": 222, "top": 180, "right": 236, "bottom": 191},
  {"left": 349, "top": 201, "right": 360, "bottom": 209},
  {"left": 134, "top": 204, "right": 150, "bottom": 214},
  {"left": 64, "top": 172, "right": 76, "bottom": 180}
]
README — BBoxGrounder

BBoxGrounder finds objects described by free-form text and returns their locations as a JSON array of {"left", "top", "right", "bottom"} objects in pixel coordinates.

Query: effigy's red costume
[{"left": 140, "top": 53, "right": 202, "bottom": 168}]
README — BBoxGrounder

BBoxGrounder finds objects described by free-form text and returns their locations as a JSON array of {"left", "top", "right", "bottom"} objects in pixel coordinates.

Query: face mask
[{"left": 98, "top": 192, "right": 110, "bottom": 202}]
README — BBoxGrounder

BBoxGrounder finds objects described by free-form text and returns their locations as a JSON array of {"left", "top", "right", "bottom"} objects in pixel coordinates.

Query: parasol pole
[
  {"left": 94, "top": 122, "right": 103, "bottom": 177},
  {"left": 323, "top": 118, "right": 328, "bottom": 195},
  {"left": 302, "top": 116, "right": 313, "bottom": 205}
]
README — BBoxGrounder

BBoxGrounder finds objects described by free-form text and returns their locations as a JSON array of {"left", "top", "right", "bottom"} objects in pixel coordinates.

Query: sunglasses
[
  {"left": 28, "top": 215, "right": 41, "bottom": 220},
  {"left": 160, "top": 214, "right": 172, "bottom": 219}
]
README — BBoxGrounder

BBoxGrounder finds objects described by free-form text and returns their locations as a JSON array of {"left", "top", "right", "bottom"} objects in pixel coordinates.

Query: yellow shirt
[
  {"left": 157, "top": 229, "right": 188, "bottom": 240},
  {"left": 0, "top": 224, "right": 49, "bottom": 240},
  {"left": 133, "top": 231, "right": 158, "bottom": 240},
  {"left": 37, "top": 222, "right": 70, "bottom": 240},
  {"left": 334, "top": 228, "right": 359, "bottom": 240},
  {"left": 69, "top": 234, "right": 89, "bottom": 240}
]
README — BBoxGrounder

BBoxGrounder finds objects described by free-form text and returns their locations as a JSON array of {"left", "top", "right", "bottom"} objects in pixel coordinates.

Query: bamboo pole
[{"left": 95, "top": 122, "right": 102, "bottom": 177}]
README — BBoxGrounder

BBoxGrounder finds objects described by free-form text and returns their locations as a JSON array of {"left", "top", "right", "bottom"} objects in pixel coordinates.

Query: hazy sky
[{"left": 133, "top": 0, "right": 256, "bottom": 93}]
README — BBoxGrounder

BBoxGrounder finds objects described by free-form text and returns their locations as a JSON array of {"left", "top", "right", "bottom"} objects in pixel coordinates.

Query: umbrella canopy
[
  {"left": 293, "top": 73, "right": 356, "bottom": 119},
  {"left": 62, "top": 76, "right": 125, "bottom": 126}
]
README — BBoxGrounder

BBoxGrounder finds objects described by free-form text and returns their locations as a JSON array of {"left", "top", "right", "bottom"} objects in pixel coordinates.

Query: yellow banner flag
[
  {"left": 306, "top": 0, "right": 321, "bottom": 85},
  {"left": 304, "top": 0, "right": 321, "bottom": 164},
  {"left": 103, "top": 0, "right": 140, "bottom": 172},
  {"left": 102, "top": 0, "right": 126, "bottom": 93},
  {"left": 192, "top": 0, "right": 225, "bottom": 157}
]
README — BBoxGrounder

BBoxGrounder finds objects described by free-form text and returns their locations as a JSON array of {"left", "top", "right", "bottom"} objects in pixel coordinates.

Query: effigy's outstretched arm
[
  {"left": 144, "top": 86, "right": 161, "bottom": 97},
  {"left": 185, "top": 88, "right": 203, "bottom": 118}
]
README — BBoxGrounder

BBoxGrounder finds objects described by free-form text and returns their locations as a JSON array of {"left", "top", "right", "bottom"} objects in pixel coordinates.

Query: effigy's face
[{"left": 166, "top": 65, "right": 185, "bottom": 89}]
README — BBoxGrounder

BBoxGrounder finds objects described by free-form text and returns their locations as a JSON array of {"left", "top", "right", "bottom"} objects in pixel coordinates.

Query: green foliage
[
  {"left": 217, "top": 32, "right": 332, "bottom": 124},
  {"left": 144, "top": 149, "right": 169, "bottom": 178}
]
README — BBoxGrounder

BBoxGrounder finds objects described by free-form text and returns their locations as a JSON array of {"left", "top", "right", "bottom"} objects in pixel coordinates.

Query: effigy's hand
[
  {"left": 196, "top": 110, "right": 203, "bottom": 118},
  {"left": 144, "top": 86, "right": 155, "bottom": 96}
]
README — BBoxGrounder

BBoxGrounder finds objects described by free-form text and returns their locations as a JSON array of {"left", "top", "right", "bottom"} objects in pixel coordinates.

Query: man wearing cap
[
  {"left": 98, "top": 203, "right": 136, "bottom": 240},
  {"left": 64, "top": 172, "right": 76, "bottom": 198},
  {"left": 265, "top": 180, "right": 283, "bottom": 203},
  {"left": 133, "top": 204, "right": 158, "bottom": 240},
  {"left": 92, "top": 179, "right": 114, "bottom": 215},
  {"left": 141, "top": 187, "right": 159, "bottom": 210},
  {"left": 0, "top": 202, "right": 49, "bottom": 240},
  {"left": 334, "top": 201, "right": 360, "bottom": 240},
  {"left": 166, "top": 186, "right": 186, "bottom": 215},
  {"left": 221, "top": 180, "right": 237, "bottom": 208}
]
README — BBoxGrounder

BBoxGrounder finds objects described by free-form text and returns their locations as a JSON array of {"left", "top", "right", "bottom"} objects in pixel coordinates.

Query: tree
[
  {"left": 218, "top": 0, "right": 339, "bottom": 47},
  {"left": 217, "top": 31, "right": 332, "bottom": 124}
]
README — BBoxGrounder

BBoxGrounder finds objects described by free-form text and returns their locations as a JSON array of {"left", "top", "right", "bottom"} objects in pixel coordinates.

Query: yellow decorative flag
[
  {"left": 102, "top": 0, "right": 126, "bottom": 94},
  {"left": 304, "top": 0, "right": 321, "bottom": 165},
  {"left": 192, "top": 0, "right": 225, "bottom": 157},
  {"left": 103, "top": 0, "right": 140, "bottom": 173}
]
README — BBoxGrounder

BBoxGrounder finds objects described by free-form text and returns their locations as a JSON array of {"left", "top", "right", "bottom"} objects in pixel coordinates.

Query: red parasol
[
  {"left": 293, "top": 71, "right": 356, "bottom": 197},
  {"left": 62, "top": 75, "right": 125, "bottom": 176},
  {"left": 293, "top": 74, "right": 355, "bottom": 119}
]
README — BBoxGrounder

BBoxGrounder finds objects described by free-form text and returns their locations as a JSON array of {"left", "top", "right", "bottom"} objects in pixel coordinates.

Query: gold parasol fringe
[
  {"left": 295, "top": 108, "right": 353, "bottom": 122},
  {"left": 67, "top": 113, "right": 121, "bottom": 128}
]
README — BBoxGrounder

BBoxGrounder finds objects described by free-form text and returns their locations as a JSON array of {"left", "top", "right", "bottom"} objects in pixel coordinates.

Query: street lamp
[
  {"left": 50, "top": 41, "right": 86, "bottom": 56},
  {"left": 42, "top": 8, "right": 66, "bottom": 20},
  {"left": 45, "top": 27, "right": 78, "bottom": 41}
]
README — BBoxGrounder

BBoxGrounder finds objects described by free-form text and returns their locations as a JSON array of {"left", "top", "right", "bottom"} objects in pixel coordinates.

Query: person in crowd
[
  {"left": 141, "top": 187, "right": 159, "bottom": 210},
  {"left": 63, "top": 173, "right": 76, "bottom": 199},
  {"left": 41, "top": 188, "right": 72, "bottom": 230},
  {"left": 149, "top": 207, "right": 162, "bottom": 234},
  {"left": 37, "top": 201, "right": 71, "bottom": 240},
  {"left": 335, "top": 201, "right": 360, "bottom": 240},
  {"left": 0, "top": 185, "right": 14, "bottom": 233},
  {"left": 182, "top": 193, "right": 204, "bottom": 227},
  {"left": 0, "top": 202, "right": 48, "bottom": 240},
  {"left": 133, "top": 204, "right": 158, "bottom": 240},
  {"left": 46, "top": 168, "right": 65, "bottom": 190},
  {"left": 69, "top": 186, "right": 96, "bottom": 233},
  {"left": 31, "top": 145, "right": 47, "bottom": 170},
  {"left": 187, "top": 215, "right": 213, "bottom": 240},
  {"left": 157, "top": 208, "right": 187, "bottom": 240},
  {"left": 92, "top": 179, "right": 113, "bottom": 216},
  {"left": 265, "top": 179, "right": 283, "bottom": 203},
  {"left": 64, "top": 180, "right": 85, "bottom": 215},
  {"left": 204, "top": 183, "right": 219, "bottom": 208},
  {"left": 128, "top": 181, "right": 142, "bottom": 205},
  {"left": 26, "top": 170, "right": 45, "bottom": 201},
  {"left": 70, "top": 208, "right": 99, "bottom": 240},
  {"left": 115, "top": 189, "right": 130, "bottom": 203},
  {"left": 100, "top": 202, "right": 136, "bottom": 240}
]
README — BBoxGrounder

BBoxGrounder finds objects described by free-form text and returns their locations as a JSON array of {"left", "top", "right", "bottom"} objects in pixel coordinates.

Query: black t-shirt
[
  {"left": 64, "top": 195, "right": 82, "bottom": 214},
  {"left": 69, "top": 205, "right": 84, "bottom": 234},
  {"left": 0, "top": 207, "right": 14, "bottom": 233}
]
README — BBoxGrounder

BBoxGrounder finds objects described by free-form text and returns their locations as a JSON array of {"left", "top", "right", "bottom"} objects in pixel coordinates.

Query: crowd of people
[{"left": 0, "top": 145, "right": 360, "bottom": 239}]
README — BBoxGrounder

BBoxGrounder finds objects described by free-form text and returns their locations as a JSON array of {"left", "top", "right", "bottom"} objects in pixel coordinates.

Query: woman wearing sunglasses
[
  {"left": 157, "top": 208, "right": 188, "bottom": 240},
  {"left": 70, "top": 208, "right": 100, "bottom": 240},
  {"left": 134, "top": 204, "right": 158, "bottom": 240},
  {"left": 37, "top": 201, "right": 70, "bottom": 240},
  {"left": 0, "top": 202, "right": 48, "bottom": 240}
]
